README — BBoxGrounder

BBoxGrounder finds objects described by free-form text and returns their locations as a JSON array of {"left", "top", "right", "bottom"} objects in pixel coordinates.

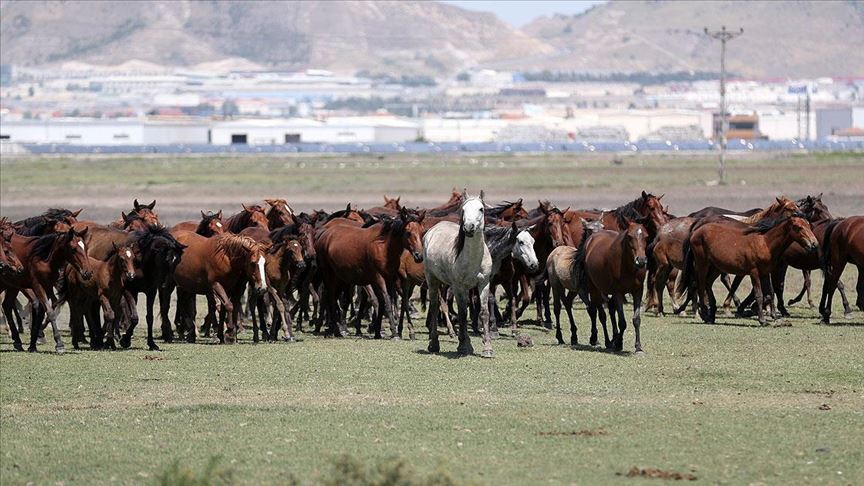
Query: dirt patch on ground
[
  {"left": 622, "top": 467, "right": 698, "bottom": 480},
  {"left": 538, "top": 428, "right": 609, "bottom": 437}
]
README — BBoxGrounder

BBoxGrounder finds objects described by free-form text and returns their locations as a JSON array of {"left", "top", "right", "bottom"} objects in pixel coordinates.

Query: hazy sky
[{"left": 442, "top": 1, "right": 605, "bottom": 27}]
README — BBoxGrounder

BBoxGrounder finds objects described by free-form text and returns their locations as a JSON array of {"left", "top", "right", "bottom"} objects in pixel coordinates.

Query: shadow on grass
[{"left": 413, "top": 349, "right": 483, "bottom": 360}]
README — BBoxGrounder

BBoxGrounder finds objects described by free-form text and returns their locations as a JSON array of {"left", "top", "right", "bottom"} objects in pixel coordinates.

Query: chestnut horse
[
  {"left": 819, "top": 215, "right": 864, "bottom": 324},
  {"left": 678, "top": 213, "right": 818, "bottom": 326},
  {"left": 485, "top": 199, "right": 528, "bottom": 222},
  {"left": 0, "top": 221, "right": 24, "bottom": 276},
  {"left": 13, "top": 208, "right": 81, "bottom": 236},
  {"left": 172, "top": 232, "right": 268, "bottom": 343},
  {"left": 110, "top": 199, "right": 159, "bottom": 229},
  {"left": 1, "top": 229, "right": 93, "bottom": 352},
  {"left": 316, "top": 208, "right": 424, "bottom": 339},
  {"left": 224, "top": 204, "right": 270, "bottom": 233},
  {"left": 171, "top": 210, "right": 225, "bottom": 236},
  {"left": 265, "top": 198, "right": 296, "bottom": 229},
  {"left": 61, "top": 242, "right": 137, "bottom": 350},
  {"left": 573, "top": 220, "right": 649, "bottom": 352}
]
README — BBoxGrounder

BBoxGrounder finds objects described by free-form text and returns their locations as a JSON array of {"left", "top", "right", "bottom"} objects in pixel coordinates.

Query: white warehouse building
[
  {"left": 0, "top": 118, "right": 209, "bottom": 145},
  {"left": 209, "top": 117, "right": 419, "bottom": 145}
]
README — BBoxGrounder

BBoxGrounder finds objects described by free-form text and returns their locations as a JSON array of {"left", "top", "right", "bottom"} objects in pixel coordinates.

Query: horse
[
  {"left": 645, "top": 216, "right": 695, "bottom": 315},
  {"left": 423, "top": 191, "right": 494, "bottom": 357},
  {"left": 678, "top": 213, "right": 818, "bottom": 326},
  {"left": 224, "top": 204, "right": 270, "bottom": 233},
  {"left": 323, "top": 204, "right": 376, "bottom": 227},
  {"left": 1, "top": 229, "right": 93, "bottom": 352},
  {"left": 171, "top": 210, "right": 225, "bottom": 236},
  {"left": 819, "top": 215, "right": 864, "bottom": 324},
  {"left": 172, "top": 232, "right": 268, "bottom": 343},
  {"left": 481, "top": 222, "right": 539, "bottom": 336},
  {"left": 13, "top": 208, "right": 81, "bottom": 236},
  {"left": 265, "top": 198, "right": 296, "bottom": 229},
  {"left": 687, "top": 206, "right": 761, "bottom": 220},
  {"left": 546, "top": 219, "right": 605, "bottom": 345},
  {"left": 254, "top": 236, "right": 306, "bottom": 342},
  {"left": 427, "top": 189, "right": 465, "bottom": 217},
  {"left": 270, "top": 216, "right": 319, "bottom": 331},
  {"left": 61, "top": 242, "right": 137, "bottom": 350},
  {"left": 315, "top": 208, "right": 424, "bottom": 339},
  {"left": 485, "top": 199, "right": 528, "bottom": 222},
  {"left": 574, "top": 220, "right": 649, "bottom": 352},
  {"left": 366, "top": 195, "right": 403, "bottom": 217},
  {"left": 110, "top": 199, "right": 159, "bottom": 229},
  {"left": 0, "top": 222, "right": 24, "bottom": 276}
]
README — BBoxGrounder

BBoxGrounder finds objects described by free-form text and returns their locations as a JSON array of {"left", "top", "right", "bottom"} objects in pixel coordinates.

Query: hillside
[
  {"left": 0, "top": 0, "right": 550, "bottom": 74},
  {"left": 519, "top": 0, "right": 864, "bottom": 78}
]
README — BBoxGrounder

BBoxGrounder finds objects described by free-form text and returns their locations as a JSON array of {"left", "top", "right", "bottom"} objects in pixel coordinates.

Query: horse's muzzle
[
  {"left": 126, "top": 272, "right": 136, "bottom": 281},
  {"left": 412, "top": 251, "right": 424, "bottom": 263},
  {"left": 296, "top": 261, "right": 307, "bottom": 271},
  {"left": 634, "top": 257, "right": 648, "bottom": 268},
  {"left": 81, "top": 270, "right": 93, "bottom": 281},
  {"left": 806, "top": 243, "right": 818, "bottom": 253}
]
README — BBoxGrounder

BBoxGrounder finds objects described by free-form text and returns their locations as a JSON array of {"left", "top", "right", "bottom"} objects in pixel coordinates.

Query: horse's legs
[
  {"left": 721, "top": 274, "right": 744, "bottom": 312},
  {"left": 552, "top": 282, "right": 564, "bottom": 345},
  {"left": 586, "top": 298, "right": 599, "bottom": 346},
  {"left": 632, "top": 287, "right": 644, "bottom": 353},
  {"left": 596, "top": 300, "right": 612, "bottom": 349},
  {"left": 158, "top": 282, "right": 174, "bottom": 342},
  {"left": 4, "top": 291, "right": 24, "bottom": 351},
  {"left": 772, "top": 264, "right": 790, "bottom": 317},
  {"left": 401, "top": 281, "right": 416, "bottom": 340},
  {"left": 425, "top": 279, "right": 441, "bottom": 353},
  {"left": 119, "top": 291, "right": 141, "bottom": 349},
  {"left": 455, "top": 290, "right": 474, "bottom": 356},
  {"left": 248, "top": 290, "right": 260, "bottom": 343},
  {"left": 478, "top": 281, "right": 493, "bottom": 358},
  {"left": 819, "top": 260, "right": 845, "bottom": 325},
  {"left": 564, "top": 291, "right": 578, "bottom": 346},
  {"left": 750, "top": 271, "right": 767, "bottom": 326},
  {"left": 613, "top": 296, "right": 628, "bottom": 351},
  {"left": 383, "top": 279, "right": 400, "bottom": 340},
  {"left": 837, "top": 279, "right": 854, "bottom": 317},
  {"left": 653, "top": 261, "right": 672, "bottom": 316}
]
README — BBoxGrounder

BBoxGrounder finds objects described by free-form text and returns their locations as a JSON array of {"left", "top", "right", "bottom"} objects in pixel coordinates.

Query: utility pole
[{"left": 705, "top": 25, "right": 743, "bottom": 185}]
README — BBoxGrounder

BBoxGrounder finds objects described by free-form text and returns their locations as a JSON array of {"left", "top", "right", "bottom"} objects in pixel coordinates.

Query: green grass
[{"left": 2, "top": 296, "right": 863, "bottom": 484}]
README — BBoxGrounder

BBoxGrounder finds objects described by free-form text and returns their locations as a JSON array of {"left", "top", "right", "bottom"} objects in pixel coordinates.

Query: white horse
[
  {"left": 483, "top": 222, "right": 539, "bottom": 337},
  {"left": 423, "top": 190, "right": 494, "bottom": 357}
]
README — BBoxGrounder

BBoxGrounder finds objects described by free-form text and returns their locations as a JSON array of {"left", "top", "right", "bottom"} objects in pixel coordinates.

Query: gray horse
[{"left": 423, "top": 190, "right": 494, "bottom": 357}]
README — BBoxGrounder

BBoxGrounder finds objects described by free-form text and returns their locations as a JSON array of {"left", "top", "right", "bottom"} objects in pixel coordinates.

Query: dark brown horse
[
  {"left": 0, "top": 221, "right": 24, "bottom": 276},
  {"left": 485, "top": 199, "right": 528, "bottom": 222},
  {"left": 13, "top": 208, "right": 81, "bottom": 236},
  {"left": 574, "top": 220, "right": 649, "bottom": 352},
  {"left": 171, "top": 210, "right": 225, "bottom": 236},
  {"left": 248, "top": 235, "right": 306, "bottom": 342},
  {"left": 1, "top": 229, "right": 93, "bottom": 352},
  {"left": 315, "top": 208, "right": 424, "bottom": 338},
  {"left": 172, "top": 232, "right": 268, "bottom": 343},
  {"left": 110, "top": 199, "right": 159, "bottom": 229},
  {"left": 224, "top": 204, "right": 270, "bottom": 233},
  {"left": 819, "top": 215, "right": 864, "bottom": 324},
  {"left": 265, "top": 198, "right": 296, "bottom": 229},
  {"left": 678, "top": 213, "right": 818, "bottom": 326},
  {"left": 366, "top": 195, "right": 403, "bottom": 217},
  {"left": 61, "top": 242, "right": 137, "bottom": 350}
]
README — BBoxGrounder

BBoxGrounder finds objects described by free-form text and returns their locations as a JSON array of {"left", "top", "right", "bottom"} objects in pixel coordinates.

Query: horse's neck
[
  {"left": 227, "top": 213, "right": 246, "bottom": 232},
  {"left": 761, "top": 223, "right": 795, "bottom": 261},
  {"left": 458, "top": 230, "right": 486, "bottom": 267},
  {"left": 105, "top": 255, "right": 126, "bottom": 288},
  {"left": 375, "top": 229, "right": 405, "bottom": 267}
]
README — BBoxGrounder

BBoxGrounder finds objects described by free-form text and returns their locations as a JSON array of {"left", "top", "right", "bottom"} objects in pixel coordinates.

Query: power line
[{"left": 704, "top": 25, "right": 743, "bottom": 185}]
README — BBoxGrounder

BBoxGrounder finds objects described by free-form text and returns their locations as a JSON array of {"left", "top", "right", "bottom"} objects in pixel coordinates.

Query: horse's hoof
[
  {"left": 161, "top": 334, "right": 174, "bottom": 343},
  {"left": 489, "top": 331, "right": 500, "bottom": 340},
  {"left": 481, "top": 349, "right": 494, "bottom": 359},
  {"left": 570, "top": 340, "right": 579, "bottom": 347},
  {"left": 148, "top": 343, "right": 161, "bottom": 352},
  {"left": 119, "top": 336, "right": 132, "bottom": 349},
  {"left": 391, "top": 335, "right": 402, "bottom": 341},
  {"left": 758, "top": 321, "right": 769, "bottom": 327},
  {"left": 635, "top": 349, "right": 646, "bottom": 356},
  {"left": 457, "top": 346, "right": 474, "bottom": 356},
  {"left": 844, "top": 312, "right": 854, "bottom": 320},
  {"left": 13, "top": 343, "right": 24, "bottom": 352},
  {"left": 55, "top": 346, "right": 66, "bottom": 355},
  {"left": 427, "top": 342, "right": 440, "bottom": 353},
  {"left": 28, "top": 345, "right": 37, "bottom": 353}
]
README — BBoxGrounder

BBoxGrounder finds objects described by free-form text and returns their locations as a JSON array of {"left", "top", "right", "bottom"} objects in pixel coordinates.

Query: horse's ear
[
  {"left": 77, "top": 226, "right": 89, "bottom": 238},
  {"left": 461, "top": 188, "right": 468, "bottom": 200},
  {"left": 345, "top": 203, "right": 351, "bottom": 212},
  {"left": 516, "top": 198, "right": 523, "bottom": 207},
  {"left": 395, "top": 197, "right": 400, "bottom": 205},
  {"left": 201, "top": 210, "right": 207, "bottom": 219},
  {"left": 417, "top": 209, "right": 426, "bottom": 223},
  {"left": 112, "top": 241, "right": 119, "bottom": 251},
  {"left": 658, "top": 193, "right": 665, "bottom": 201},
  {"left": 479, "top": 190, "right": 485, "bottom": 202},
  {"left": 384, "top": 195, "right": 389, "bottom": 203},
  {"left": 242, "top": 203, "right": 251, "bottom": 212},
  {"left": 776, "top": 196, "right": 783, "bottom": 204},
  {"left": 133, "top": 199, "right": 141, "bottom": 210},
  {"left": 641, "top": 190, "right": 648, "bottom": 199},
  {"left": 71, "top": 209, "right": 83, "bottom": 218},
  {"left": 121, "top": 211, "right": 130, "bottom": 222},
  {"left": 147, "top": 200, "right": 156, "bottom": 210},
  {"left": 216, "top": 210, "right": 223, "bottom": 219},
  {"left": 564, "top": 206, "right": 571, "bottom": 214},
  {"left": 817, "top": 192, "right": 823, "bottom": 200},
  {"left": 579, "top": 217, "right": 589, "bottom": 225}
]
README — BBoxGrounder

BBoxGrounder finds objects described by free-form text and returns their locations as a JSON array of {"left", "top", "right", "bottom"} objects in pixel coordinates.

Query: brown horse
[
  {"left": 1, "top": 229, "right": 93, "bottom": 352},
  {"left": 0, "top": 221, "right": 24, "bottom": 276},
  {"left": 110, "top": 199, "right": 159, "bottom": 228},
  {"left": 253, "top": 236, "right": 306, "bottom": 342},
  {"left": 574, "top": 220, "right": 649, "bottom": 352},
  {"left": 270, "top": 218, "right": 319, "bottom": 331},
  {"left": 171, "top": 210, "right": 225, "bottom": 236},
  {"left": 224, "top": 204, "right": 270, "bottom": 233},
  {"left": 427, "top": 189, "right": 465, "bottom": 216},
  {"left": 485, "top": 199, "right": 528, "bottom": 222},
  {"left": 172, "top": 232, "right": 268, "bottom": 343},
  {"left": 819, "top": 215, "right": 864, "bottom": 324},
  {"left": 645, "top": 216, "right": 695, "bottom": 315},
  {"left": 679, "top": 213, "right": 818, "bottom": 326},
  {"left": 265, "top": 198, "right": 296, "bottom": 229},
  {"left": 366, "top": 195, "right": 403, "bottom": 217},
  {"left": 13, "top": 208, "right": 81, "bottom": 236},
  {"left": 61, "top": 242, "right": 137, "bottom": 350},
  {"left": 518, "top": 201, "right": 571, "bottom": 325},
  {"left": 315, "top": 208, "right": 424, "bottom": 338}
]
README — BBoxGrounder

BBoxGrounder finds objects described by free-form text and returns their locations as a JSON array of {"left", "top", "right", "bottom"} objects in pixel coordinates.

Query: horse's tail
[
  {"left": 570, "top": 228, "right": 592, "bottom": 304},
  {"left": 676, "top": 236, "right": 695, "bottom": 301},
  {"left": 820, "top": 218, "right": 842, "bottom": 277}
]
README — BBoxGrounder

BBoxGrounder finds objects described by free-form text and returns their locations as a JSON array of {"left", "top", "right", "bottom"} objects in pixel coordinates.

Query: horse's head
[
  {"left": 788, "top": 214, "right": 819, "bottom": 253},
  {"left": 265, "top": 198, "right": 295, "bottom": 227},
  {"left": 541, "top": 203, "right": 570, "bottom": 248},
  {"left": 276, "top": 237, "right": 306, "bottom": 273},
  {"left": 242, "top": 204, "right": 270, "bottom": 230},
  {"left": 111, "top": 241, "right": 138, "bottom": 282},
  {"left": 770, "top": 196, "right": 800, "bottom": 218},
  {"left": 624, "top": 221, "right": 649, "bottom": 269},
  {"left": 510, "top": 222, "right": 539, "bottom": 273},
  {"left": 245, "top": 240, "right": 269, "bottom": 294},
  {"left": 121, "top": 211, "right": 151, "bottom": 232},
  {"left": 383, "top": 195, "right": 402, "bottom": 210},
  {"left": 0, "top": 229, "right": 24, "bottom": 275},
  {"left": 798, "top": 193, "right": 830, "bottom": 221},
  {"left": 580, "top": 218, "right": 605, "bottom": 234},
  {"left": 137, "top": 228, "right": 186, "bottom": 283},
  {"left": 400, "top": 207, "right": 426, "bottom": 263},
  {"left": 199, "top": 210, "right": 225, "bottom": 236},
  {"left": 639, "top": 191, "right": 669, "bottom": 232},
  {"left": 296, "top": 218, "right": 318, "bottom": 262},
  {"left": 460, "top": 190, "right": 485, "bottom": 237},
  {"left": 132, "top": 199, "right": 160, "bottom": 226},
  {"left": 63, "top": 227, "right": 93, "bottom": 280}
]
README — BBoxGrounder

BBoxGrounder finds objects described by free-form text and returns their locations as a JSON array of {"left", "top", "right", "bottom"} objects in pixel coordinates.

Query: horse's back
[
  {"left": 547, "top": 245, "right": 578, "bottom": 290},
  {"left": 836, "top": 216, "right": 864, "bottom": 264},
  {"left": 171, "top": 221, "right": 197, "bottom": 234}
]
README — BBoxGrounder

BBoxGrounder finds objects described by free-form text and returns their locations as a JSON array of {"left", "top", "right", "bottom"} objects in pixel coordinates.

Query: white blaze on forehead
[
  {"left": 256, "top": 255, "right": 267, "bottom": 288},
  {"left": 215, "top": 222, "right": 223, "bottom": 228},
  {"left": 285, "top": 204, "right": 293, "bottom": 215},
  {"left": 125, "top": 250, "right": 132, "bottom": 258},
  {"left": 77, "top": 240, "right": 85, "bottom": 250},
  {"left": 637, "top": 228, "right": 642, "bottom": 236}
]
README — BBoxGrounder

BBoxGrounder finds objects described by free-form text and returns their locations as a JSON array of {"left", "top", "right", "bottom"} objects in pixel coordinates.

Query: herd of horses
[{"left": 0, "top": 190, "right": 861, "bottom": 357}]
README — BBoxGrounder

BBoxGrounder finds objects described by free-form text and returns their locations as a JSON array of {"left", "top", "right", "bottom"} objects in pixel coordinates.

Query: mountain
[
  {"left": 0, "top": 0, "right": 550, "bottom": 74},
  {"left": 519, "top": 0, "right": 864, "bottom": 78}
]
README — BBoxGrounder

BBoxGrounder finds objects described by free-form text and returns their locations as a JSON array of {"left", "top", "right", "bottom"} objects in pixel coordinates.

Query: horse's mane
[
  {"left": 485, "top": 225, "right": 516, "bottom": 263},
  {"left": 215, "top": 233, "right": 260, "bottom": 259},
  {"left": 131, "top": 225, "right": 179, "bottom": 253},
  {"left": 226, "top": 206, "right": 265, "bottom": 233},
  {"left": 14, "top": 208, "right": 76, "bottom": 236},
  {"left": 485, "top": 201, "right": 520, "bottom": 218},
  {"left": 743, "top": 212, "right": 804, "bottom": 235},
  {"left": 741, "top": 197, "right": 797, "bottom": 225},
  {"left": 569, "top": 224, "right": 594, "bottom": 302},
  {"left": 269, "top": 225, "right": 300, "bottom": 244},
  {"left": 30, "top": 231, "right": 67, "bottom": 261},
  {"left": 327, "top": 208, "right": 377, "bottom": 225},
  {"left": 362, "top": 215, "right": 409, "bottom": 239},
  {"left": 612, "top": 198, "right": 644, "bottom": 228}
]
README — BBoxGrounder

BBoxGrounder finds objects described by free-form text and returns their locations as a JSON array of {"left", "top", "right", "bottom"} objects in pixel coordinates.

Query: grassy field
[{"left": 1, "top": 151, "right": 863, "bottom": 484}]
